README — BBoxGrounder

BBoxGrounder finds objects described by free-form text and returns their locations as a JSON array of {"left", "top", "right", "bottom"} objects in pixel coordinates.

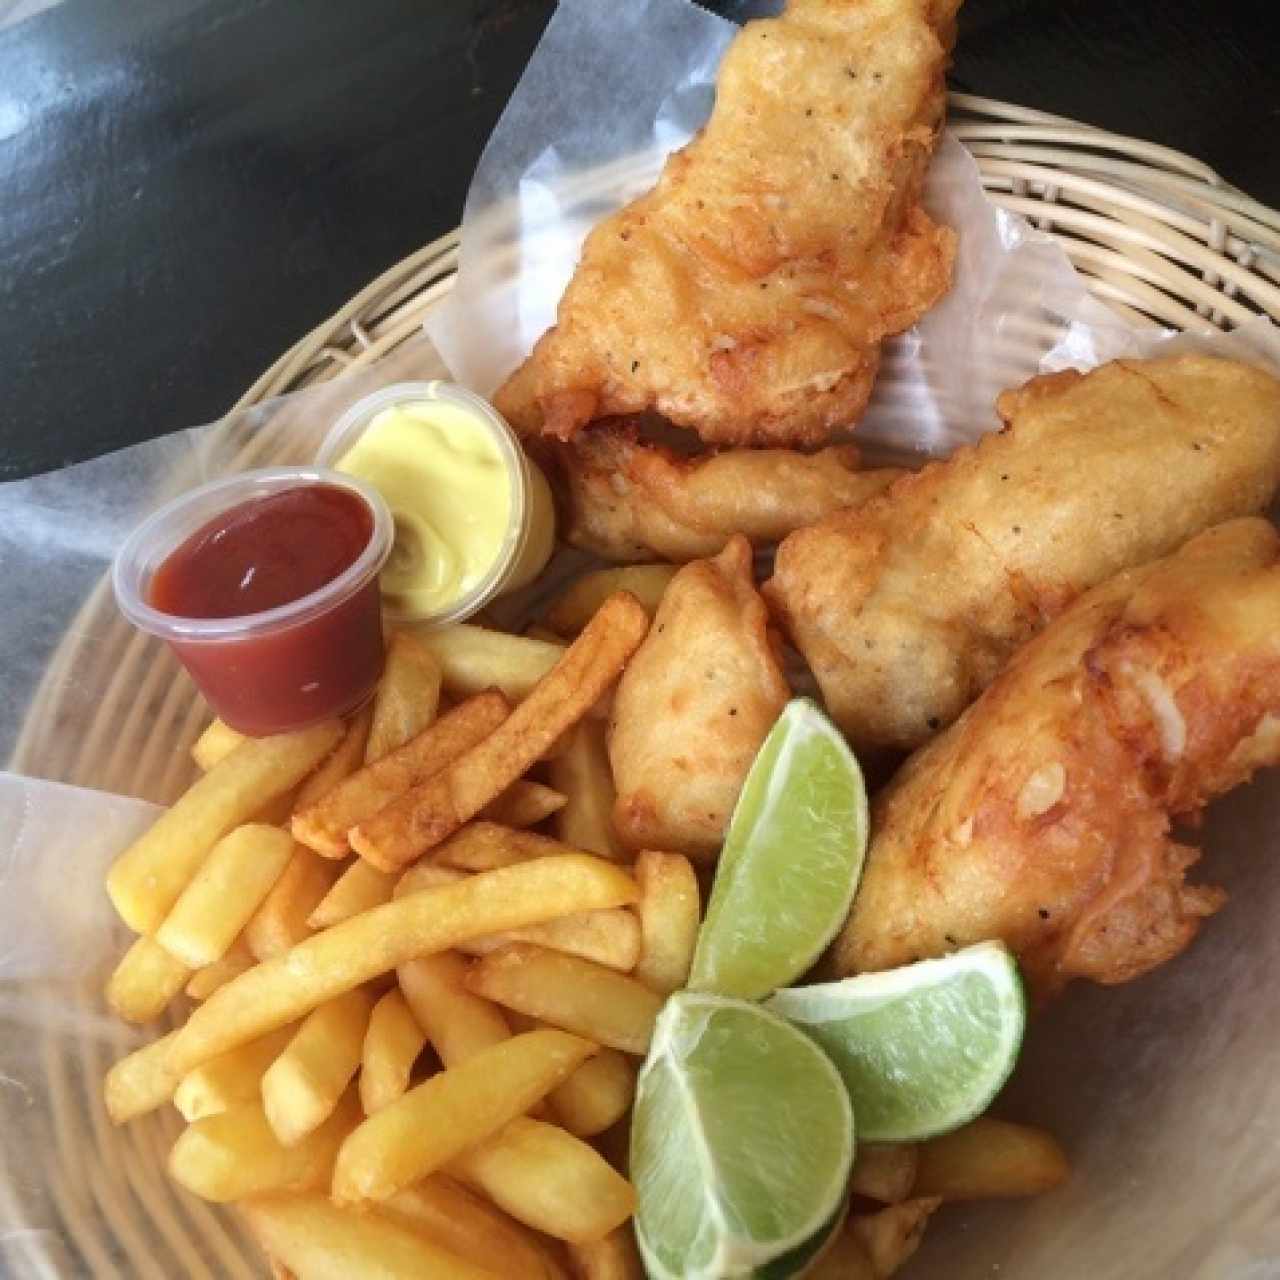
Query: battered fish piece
[
  {"left": 766, "top": 355, "right": 1280, "bottom": 754},
  {"left": 495, "top": 0, "right": 959, "bottom": 448},
  {"left": 608, "top": 535, "right": 789, "bottom": 860},
  {"left": 554, "top": 425, "right": 903, "bottom": 562},
  {"left": 832, "top": 518, "right": 1280, "bottom": 999}
]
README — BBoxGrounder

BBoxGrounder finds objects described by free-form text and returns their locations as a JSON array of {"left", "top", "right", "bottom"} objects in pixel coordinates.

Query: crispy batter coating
[
  {"left": 608, "top": 535, "right": 790, "bottom": 860},
  {"left": 495, "top": 0, "right": 959, "bottom": 448},
  {"left": 551, "top": 424, "right": 903, "bottom": 562},
  {"left": 831, "top": 518, "right": 1280, "bottom": 999},
  {"left": 766, "top": 355, "right": 1280, "bottom": 754}
]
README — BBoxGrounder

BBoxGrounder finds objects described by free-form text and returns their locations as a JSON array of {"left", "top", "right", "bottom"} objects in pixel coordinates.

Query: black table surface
[{"left": 1, "top": 0, "right": 1276, "bottom": 482}]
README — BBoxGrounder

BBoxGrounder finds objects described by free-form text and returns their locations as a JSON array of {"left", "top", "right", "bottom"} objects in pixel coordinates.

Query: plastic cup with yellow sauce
[{"left": 318, "top": 381, "right": 555, "bottom": 624}]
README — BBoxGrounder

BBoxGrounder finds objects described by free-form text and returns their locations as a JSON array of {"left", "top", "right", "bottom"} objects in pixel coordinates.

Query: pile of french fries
[{"left": 101, "top": 569, "right": 1067, "bottom": 1280}]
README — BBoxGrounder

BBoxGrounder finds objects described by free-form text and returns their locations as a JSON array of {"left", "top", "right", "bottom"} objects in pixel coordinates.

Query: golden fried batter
[
  {"left": 766, "top": 355, "right": 1280, "bottom": 754},
  {"left": 831, "top": 518, "right": 1280, "bottom": 999},
  {"left": 495, "top": 0, "right": 959, "bottom": 448},
  {"left": 552, "top": 425, "right": 903, "bottom": 562},
  {"left": 608, "top": 535, "right": 790, "bottom": 860}
]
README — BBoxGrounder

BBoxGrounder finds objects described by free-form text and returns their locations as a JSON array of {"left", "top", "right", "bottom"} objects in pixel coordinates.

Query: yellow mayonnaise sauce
[{"left": 335, "top": 402, "right": 513, "bottom": 617}]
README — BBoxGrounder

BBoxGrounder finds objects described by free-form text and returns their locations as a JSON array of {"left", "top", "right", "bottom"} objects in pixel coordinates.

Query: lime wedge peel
[
  {"left": 689, "top": 698, "right": 869, "bottom": 1001},
  {"left": 766, "top": 941, "right": 1026, "bottom": 1143},
  {"left": 632, "top": 992, "right": 855, "bottom": 1280}
]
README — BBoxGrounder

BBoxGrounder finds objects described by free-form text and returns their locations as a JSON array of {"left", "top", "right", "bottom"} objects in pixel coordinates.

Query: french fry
[
  {"left": 351, "top": 595, "right": 649, "bottom": 870},
  {"left": 308, "top": 859, "right": 396, "bottom": 929},
  {"left": 292, "top": 706, "right": 374, "bottom": 811},
  {"left": 291, "top": 692, "right": 510, "bottom": 857},
  {"left": 186, "top": 937, "right": 256, "bottom": 1001},
  {"left": 244, "top": 843, "right": 342, "bottom": 961},
  {"left": 913, "top": 1117, "right": 1069, "bottom": 1200},
  {"left": 107, "top": 719, "right": 343, "bottom": 934},
  {"left": 169, "top": 1092, "right": 360, "bottom": 1203},
  {"left": 481, "top": 780, "right": 567, "bottom": 829},
  {"left": 848, "top": 1198, "right": 939, "bottom": 1278},
  {"left": 104, "top": 1028, "right": 182, "bottom": 1123},
  {"left": 525, "top": 623, "right": 565, "bottom": 645},
  {"left": 262, "top": 989, "right": 374, "bottom": 1146},
  {"left": 851, "top": 1143, "right": 919, "bottom": 1204},
  {"left": 242, "top": 1192, "right": 500, "bottom": 1280},
  {"left": 804, "top": 1225, "right": 875, "bottom": 1280},
  {"left": 415, "top": 624, "right": 565, "bottom": 702},
  {"left": 453, "top": 1116, "right": 636, "bottom": 1244},
  {"left": 173, "top": 1025, "right": 297, "bottom": 1122},
  {"left": 548, "top": 1047, "right": 635, "bottom": 1138},
  {"left": 332, "top": 1029, "right": 596, "bottom": 1204},
  {"left": 397, "top": 952, "right": 512, "bottom": 1066},
  {"left": 566, "top": 1226, "right": 646, "bottom": 1280},
  {"left": 548, "top": 719, "right": 625, "bottom": 860},
  {"left": 360, "top": 988, "right": 427, "bottom": 1115},
  {"left": 633, "top": 851, "right": 700, "bottom": 996},
  {"left": 467, "top": 944, "right": 661, "bottom": 1055},
  {"left": 191, "top": 718, "right": 247, "bottom": 771},
  {"left": 432, "top": 822, "right": 568, "bottom": 872},
  {"left": 544, "top": 565, "right": 677, "bottom": 636},
  {"left": 105, "top": 934, "right": 191, "bottom": 1024},
  {"left": 155, "top": 823, "right": 295, "bottom": 968},
  {"left": 366, "top": 630, "right": 443, "bottom": 763},
  {"left": 167, "top": 855, "right": 637, "bottom": 1075},
  {"left": 385, "top": 1175, "right": 570, "bottom": 1280}
]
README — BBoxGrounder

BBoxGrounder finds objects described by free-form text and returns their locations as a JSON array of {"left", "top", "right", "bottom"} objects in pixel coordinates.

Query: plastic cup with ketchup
[{"left": 113, "top": 467, "right": 393, "bottom": 736}]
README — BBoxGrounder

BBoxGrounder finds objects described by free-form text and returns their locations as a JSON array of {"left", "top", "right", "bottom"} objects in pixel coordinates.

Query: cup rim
[{"left": 112, "top": 466, "right": 394, "bottom": 642}]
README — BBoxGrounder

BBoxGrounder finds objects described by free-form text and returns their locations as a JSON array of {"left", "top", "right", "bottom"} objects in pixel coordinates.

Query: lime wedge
[
  {"left": 766, "top": 941, "right": 1026, "bottom": 1143},
  {"left": 632, "top": 992, "right": 855, "bottom": 1280},
  {"left": 689, "top": 698, "right": 868, "bottom": 1001}
]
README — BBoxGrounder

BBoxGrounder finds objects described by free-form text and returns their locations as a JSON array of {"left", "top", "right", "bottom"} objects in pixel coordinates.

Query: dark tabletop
[{"left": 1, "top": 0, "right": 1276, "bottom": 481}]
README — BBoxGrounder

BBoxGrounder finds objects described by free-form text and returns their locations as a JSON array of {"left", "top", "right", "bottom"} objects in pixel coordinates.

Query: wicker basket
[{"left": 8, "top": 94, "right": 1280, "bottom": 1278}]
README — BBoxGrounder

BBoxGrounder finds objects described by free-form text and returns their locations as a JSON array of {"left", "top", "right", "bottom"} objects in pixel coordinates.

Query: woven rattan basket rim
[{"left": 8, "top": 92, "right": 1280, "bottom": 1279}]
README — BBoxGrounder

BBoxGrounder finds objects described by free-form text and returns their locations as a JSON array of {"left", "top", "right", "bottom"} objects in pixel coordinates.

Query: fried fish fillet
[
  {"left": 831, "top": 518, "right": 1280, "bottom": 999},
  {"left": 495, "top": 0, "right": 959, "bottom": 448},
  {"left": 552, "top": 425, "right": 903, "bottom": 562},
  {"left": 608, "top": 535, "right": 789, "bottom": 860},
  {"left": 766, "top": 355, "right": 1280, "bottom": 754}
]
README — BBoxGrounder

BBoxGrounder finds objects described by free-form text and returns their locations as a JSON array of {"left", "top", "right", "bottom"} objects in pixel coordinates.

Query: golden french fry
[
  {"left": 352, "top": 595, "right": 649, "bottom": 870},
  {"left": 467, "top": 943, "right": 661, "bottom": 1055},
  {"left": 525, "top": 623, "right": 564, "bottom": 645},
  {"left": 453, "top": 1117, "right": 636, "bottom": 1245},
  {"left": 414, "top": 624, "right": 565, "bottom": 702},
  {"left": 544, "top": 565, "right": 677, "bottom": 636},
  {"left": 242, "top": 1192, "right": 500, "bottom": 1280},
  {"left": 480, "top": 780, "right": 567, "bottom": 829},
  {"left": 432, "top": 822, "right": 565, "bottom": 872},
  {"left": 191, "top": 718, "right": 247, "bottom": 771},
  {"left": 174, "top": 1025, "right": 297, "bottom": 1122},
  {"left": 262, "top": 989, "right": 374, "bottom": 1146},
  {"left": 360, "top": 988, "right": 427, "bottom": 1115},
  {"left": 385, "top": 1175, "right": 570, "bottom": 1280},
  {"left": 292, "top": 692, "right": 510, "bottom": 857},
  {"left": 308, "top": 859, "right": 396, "bottom": 929},
  {"left": 244, "top": 843, "right": 342, "bottom": 961},
  {"left": 186, "top": 937, "right": 256, "bottom": 1001},
  {"left": 548, "top": 1047, "right": 635, "bottom": 1138},
  {"left": 104, "top": 1029, "right": 182, "bottom": 1124},
  {"left": 105, "top": 934, "right": 191, "bottom": 1024},
  {"left": 848, "top": 1198, "right": 940, "bottom": 1278},
  {"left": 107, "top": 720, "right": 342, "bottom": 934},
  {"left": 397, "top": 952, "right": 512, "bottom": 1067},
  {"left": 567, "top": 1226, "right": 645, "bottom": 1280},
  {"left": 851, "top": 1143, "right": 919, "bottom": 1205},
  {"left": 332, "top": 1028, "right": 596, "bottom": 1204},
  {"left": 633, "top": 851, "right": 700, "bottom": 996},
  {"left": 548, "top": 719, "right": 625, "bottom": 860},
  {"left": 169, "top": 1091, "right": 360, "bottom": 1202},
  {"left": 804, "top": 1225, "right": 875, "bottom": 1280},
  {"left": 913, "top": 1117, "right": 1069, "bottom": 1200},
  {"left": 292, "top": 706, "right": 374, "bottom": 811},
  {"left": 167, "top": 855, "right": 637, "bottom": 1075},
  {"left": 367, "top": 630, "right": 444, "bottom": 763},
  {"left": 155, "top": 824, "right": 294, "bottom": 968}
]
